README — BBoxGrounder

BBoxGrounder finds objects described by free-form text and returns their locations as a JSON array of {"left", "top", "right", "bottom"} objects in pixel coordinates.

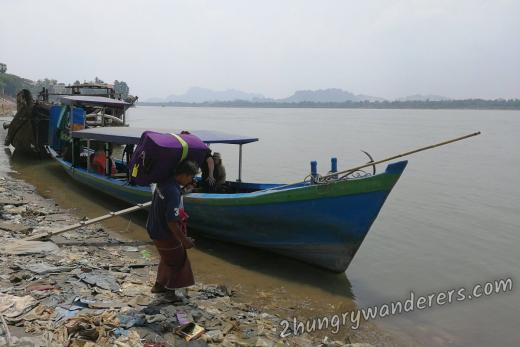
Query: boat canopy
[
  {"left": 71, "top": 126, "right": 259, "bottom": 145},
  {"left": 60, "top": 96, "right": 131, "bottom": 109}
]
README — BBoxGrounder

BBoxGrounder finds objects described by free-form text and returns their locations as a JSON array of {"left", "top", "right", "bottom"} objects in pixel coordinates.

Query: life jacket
[{"left": 92, "top": 151, "right": 116, "bottom": 175}]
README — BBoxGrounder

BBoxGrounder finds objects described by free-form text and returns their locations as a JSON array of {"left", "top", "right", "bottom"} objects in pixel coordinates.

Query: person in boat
[
  {"left": 200, "top": 151, "right": 226, "bottom": 192},
  {"left": 146, "top": 160, "right": 198, "bottom": 295},
  {"left": 91, "top": 142, "right": 116, "bottom": 175}
]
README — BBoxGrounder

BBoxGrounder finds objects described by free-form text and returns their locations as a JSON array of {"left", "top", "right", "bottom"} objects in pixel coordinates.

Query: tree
[
  {"left": 0, "top": 63, "right": 6, "bottom": 74},
  {"left": 113, "top": 80, "right": 130, "bottom": 98}
]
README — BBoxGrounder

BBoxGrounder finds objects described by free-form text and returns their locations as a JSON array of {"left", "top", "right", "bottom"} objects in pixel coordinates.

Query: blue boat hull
[{"left": 50, "top": 148, "right": 406, "bottom": 272}]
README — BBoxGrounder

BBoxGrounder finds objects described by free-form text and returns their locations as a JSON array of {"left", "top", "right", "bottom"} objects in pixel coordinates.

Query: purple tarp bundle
[{"left": 129, "top": 131, "right": 209, "bottom": 186}]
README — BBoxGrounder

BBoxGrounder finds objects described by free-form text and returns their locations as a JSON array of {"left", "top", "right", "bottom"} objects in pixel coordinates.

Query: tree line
[{"left": 139, "top": 98, "right": 520, "bottom": 110}]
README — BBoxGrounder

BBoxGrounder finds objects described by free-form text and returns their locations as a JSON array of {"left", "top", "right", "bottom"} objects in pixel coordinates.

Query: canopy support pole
[
  {"left": 86, "top": 139, "right": 91, "bottom": 172},
  {"left": 237, "top": 144, "right": 243, "bottom": 182}
]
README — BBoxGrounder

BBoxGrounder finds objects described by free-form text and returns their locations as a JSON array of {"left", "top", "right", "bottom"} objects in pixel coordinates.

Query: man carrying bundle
[{"left": 146, "top": 160, "right": 199, "bottom": 296}]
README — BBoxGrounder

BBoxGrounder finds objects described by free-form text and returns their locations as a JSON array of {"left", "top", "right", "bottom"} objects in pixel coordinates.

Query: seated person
[
  {"left": 91, "top": 142, "right": 116, "bottom": 175},
  {"left": 200, "top": 151, "right": 226, "bottom": 192}
]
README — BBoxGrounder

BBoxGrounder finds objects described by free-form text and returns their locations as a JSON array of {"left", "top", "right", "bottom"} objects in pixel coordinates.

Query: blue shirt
[{"left": 146, "top": 179, "right": 182, "bottom": 240}]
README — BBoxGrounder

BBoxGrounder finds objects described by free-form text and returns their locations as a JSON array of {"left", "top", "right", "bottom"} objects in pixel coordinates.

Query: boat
[
  {"left": 47, "top": 126, "right": 407, "bottom": 272},
  {"left": 4, "top": 90, "right": 132, "bottom": 157}
]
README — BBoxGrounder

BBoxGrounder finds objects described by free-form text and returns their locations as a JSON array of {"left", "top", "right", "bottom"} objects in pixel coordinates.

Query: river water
[{"left": 4, "top": 107, "right": 520, "bottom": 346}]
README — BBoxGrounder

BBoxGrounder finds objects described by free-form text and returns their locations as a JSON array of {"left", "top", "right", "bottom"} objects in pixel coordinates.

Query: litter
[
  {"left": 54, "top": 307, "right": 80, "bottom": 322},
  {"left": 121, "top": 246, "right": 139, "bottom": 252},
  {"left": 0, "top": 293, "right": 38, "bottom": 319},
  {"left": 117, "top": 312, "right": 146, "bottom": 328},
  {"left": 140, "top": 249, "right": 152, "bottom": 260},
  {"left": 175, "top": 322, "right": 205, "bottom": 341},
  {"left": 176, "top": 311, "right": 191, "bottom": 325},
  {"left": 22, "top": 262, "right": 75, "bottom": 275},
  {"left": 77, "top": 270, "right": 121, "bottom": 292}
]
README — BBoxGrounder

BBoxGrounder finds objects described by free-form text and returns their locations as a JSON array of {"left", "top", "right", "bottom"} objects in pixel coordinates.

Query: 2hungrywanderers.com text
[{"left": 279, "top": 277, "right": 513, "bottom": 337}]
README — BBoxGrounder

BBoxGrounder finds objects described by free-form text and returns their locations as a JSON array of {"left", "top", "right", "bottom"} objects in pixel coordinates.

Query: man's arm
[
  {"left": 216, "top": 165, "right": 226, "bottom": 185},
  {"left": 168, "top": 221, "right": 194, "bottom": 249},
  {"left": 206, "top": 157, "right": 216, "bottom": 185}
]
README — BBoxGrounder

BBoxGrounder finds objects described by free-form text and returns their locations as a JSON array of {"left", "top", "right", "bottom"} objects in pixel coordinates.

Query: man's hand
[
  {"left": 183, "top": 237, "right": 195, "bottom": 249},
  {"left": 206, "top": 176, "right": 216, "bottom": 186}
]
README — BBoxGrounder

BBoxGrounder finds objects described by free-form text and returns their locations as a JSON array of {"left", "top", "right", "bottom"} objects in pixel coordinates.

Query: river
[{"left": 4, "top": 107, "right": 520, "bottom": 346}]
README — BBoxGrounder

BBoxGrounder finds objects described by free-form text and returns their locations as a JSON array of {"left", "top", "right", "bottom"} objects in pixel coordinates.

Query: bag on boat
[{"left": 129, "top": 131, "right": 209, "bottom": 186}]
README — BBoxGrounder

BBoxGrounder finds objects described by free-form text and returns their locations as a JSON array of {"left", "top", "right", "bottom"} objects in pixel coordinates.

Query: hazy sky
[{"left": 1, "top": 0, "right": 519, "bottom": 100}]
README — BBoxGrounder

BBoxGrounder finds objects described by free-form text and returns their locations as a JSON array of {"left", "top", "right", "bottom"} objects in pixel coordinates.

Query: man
[
  {"left": 201, "top": 151, "right": 226, "bottom": 192},
  {"left": 211, "top": 152, "right": 226, "bottom": 189},
  {"left": 146, "top": 160, "right": 199, "bottom": 295},
  {"left": 91, "top": 142, "right": 116, "bottom": 175}
]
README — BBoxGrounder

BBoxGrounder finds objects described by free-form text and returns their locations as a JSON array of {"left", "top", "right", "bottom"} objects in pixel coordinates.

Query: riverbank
[{"left": 0, "top": 174, "right": 370, "bottom": 346}]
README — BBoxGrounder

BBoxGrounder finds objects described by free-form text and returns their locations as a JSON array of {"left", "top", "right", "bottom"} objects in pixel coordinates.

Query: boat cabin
[
  {"left": 62, "top": 126, "right": 269, "bottom": 192},
  {"left": 60, "top": 95, "right": 131, "bottom": 127}
]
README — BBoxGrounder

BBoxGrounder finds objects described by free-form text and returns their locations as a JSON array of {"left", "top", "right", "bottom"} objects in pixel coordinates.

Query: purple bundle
[{"left": 129, "top": 131, "right": 208, "bottom": 185}]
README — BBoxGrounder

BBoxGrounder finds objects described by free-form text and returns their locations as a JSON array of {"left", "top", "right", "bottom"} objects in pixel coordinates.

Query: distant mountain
[
  {"left": 397, "top": 94, "right": 450, "bottom": 102},
  {"left": 279, "top": 88, "right": 384, "bottom": 103},
  {"left": 147, "top": 87, "right": 265, "bottom": 103},
  {"left": 145, "top": 87, "right": 385, "bottom": 103}
]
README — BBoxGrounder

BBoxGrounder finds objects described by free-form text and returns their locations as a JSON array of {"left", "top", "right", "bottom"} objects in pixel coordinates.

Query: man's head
[
  {"left": 212, "top": 152, "right": 222, "bottom": 165},
  {"left": 174, "top": 160, "right": 199, "bottom": 186}
]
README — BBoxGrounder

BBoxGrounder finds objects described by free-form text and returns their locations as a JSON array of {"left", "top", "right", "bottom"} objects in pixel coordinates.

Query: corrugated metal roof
[
  {"left": 72, "top": 127, "right": 259, "bottom": 145},
  {"left": 60, "top": 96, "right": 130, "bottom": 108}
]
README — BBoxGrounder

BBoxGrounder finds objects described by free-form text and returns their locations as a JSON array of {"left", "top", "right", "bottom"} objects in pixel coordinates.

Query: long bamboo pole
[
  {"left": 263, "top": 131, "right": 481, "bottom": 191},
  {"left": 320, "top": 131, "right": 481, "bottom": 180},
  {"left": 23, "top": 201, "right": 151, "bottom": 241}
]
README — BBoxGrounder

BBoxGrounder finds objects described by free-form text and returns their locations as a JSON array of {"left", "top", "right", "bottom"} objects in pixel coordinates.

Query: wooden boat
[{"left": 47, "top": 127, "right": 407, "bottom": 272}]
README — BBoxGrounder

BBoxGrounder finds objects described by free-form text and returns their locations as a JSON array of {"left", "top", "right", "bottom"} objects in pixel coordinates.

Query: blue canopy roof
[{"left": 72, "top": 127, "right": 259, "bottom": 145}]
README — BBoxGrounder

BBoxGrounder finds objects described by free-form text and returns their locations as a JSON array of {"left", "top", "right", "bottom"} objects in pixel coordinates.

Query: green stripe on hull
[
  {"left": 186, "top": 173, "right": 402, "bottom": 207},
  {"left": 58, "top": 162, "right": 151, "bottom": 199}
]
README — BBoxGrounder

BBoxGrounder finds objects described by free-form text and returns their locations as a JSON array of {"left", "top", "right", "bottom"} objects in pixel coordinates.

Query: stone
[
  {"left": 0, "top": 221, "right": 31, "bottom": 233},
  {"left": 255, "top": 337, "right": 275, "bottom": 346},
  {"left": 3, "top": 205, "right": 27, "bottom": 214},
  {"left": 204, "top": 329, "right": 224, "bottom": 343},
  {"left": 0, "top": 198, "right": 26, "bottom": 205}
]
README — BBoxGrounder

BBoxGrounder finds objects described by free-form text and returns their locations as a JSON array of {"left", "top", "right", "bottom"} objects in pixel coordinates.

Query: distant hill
[
  {"left": 140, "top": 88, "right": 520, "bottom": 109},
  {"left": 147, "top": 87, "right": 265, "bottom": 103},
  {"left": 280, "top": 88, "right": 384, "bottom": 103},
  {"left": 397, "top": 94, "right": 450, "bottom": 102},
  {"left": 146, "top": 87, "right": 384, "bottom": 103}
]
